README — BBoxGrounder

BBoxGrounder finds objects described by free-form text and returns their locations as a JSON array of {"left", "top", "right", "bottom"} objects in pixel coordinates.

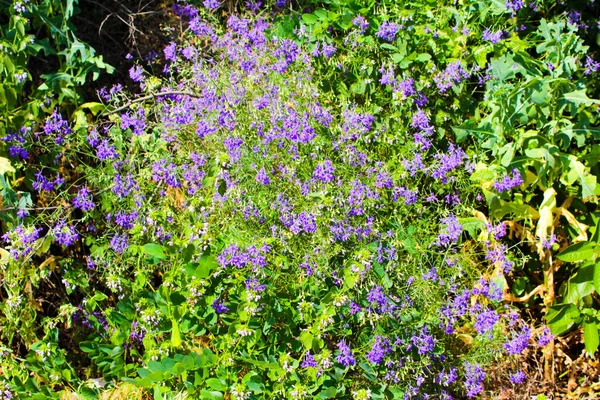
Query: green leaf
[
  {"left": 584, "top": 320, "right": 599, "bottom": 356},
  {"left": 565, "top": 264, "right": 597, "bottom": 303},
  {"left": 0, "top": 157, "right": 15, "bottom": 175},
  {"left": 143, "top": 244, "right": 167, "bottom": 260},
  {"left": 415, "top": 53, "right": 431, "bottom": 62},
  {"left": 300, "top": 331, "right": 313, "bottom": 350},
  {"left": 171, "top": 319, "right": 182, "bottom": 347},
  {"left": 200, "top": 390, "right": 223, "bottom": 400},
  {"left": 77, "top": 102, "right": 105, "bottom": 116},
  {"left": 565, "top": 156, "right": 597, "bottom": 200},
  {"left": 206, "top": 378, "right": 227, "bottom": 391},
  {"left": 594, "top": 261, "right": 600, "bottom": 294},
  {"left": 302, "top": 14, "right": 318, "bottom": 24},
  {"left": 556, "top": 241, "right": 598, "bottom": 263},
  {"left": 546, "top": 304, "right": 580, "bottom": 335},
  {"left": 559, "top": 90, "right": 600, "bottom": 107}
]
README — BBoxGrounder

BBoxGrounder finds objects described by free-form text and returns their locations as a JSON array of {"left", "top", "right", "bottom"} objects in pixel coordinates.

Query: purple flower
[
  {"left": 377, "top": 21, "right": 399, "bottom": 42},
  {"left": 411, "top": 109, "right": 433, "bottom": 134},
  {"left": 54, "top": 221, "right": 79, "bottom": 247},
  {"left": 336, "top": 340, "right": 356, "bottom": 367},
  {"left": 256, "top": 167, "right": 271, "bottom": 185},
  {"left": 367, "top": 285, "right": 394, "bottom": 314},
  {"left": 301, "top": 351, "right": 318, "bottom": 368},
  {"left": 349, "top": 301, "right": 361, "bottom": 314},
  {"left": 366, "top": 335, "right": 392, "bottom": 365},
  {"left": 434, "top": 214, "right": 462, "bottom": 247},
  {"left": 43, "top": 109, "right": 72, "bottom": 142},
  {"left": 313, "top": 160, "right": 335, "bottom": 183},
  {"left": 129, "top": 65, "right": 145, "bottom": 83},
  {"left": 493, "top": 169, "right": 523, "bottom": 192},
  {"left": 320, "top": 42, "right": 336, "bottom": 58},
  {"left": 203, "top": 0, "right": 220, "bottom": 10},
  {"left": 433, "top": 61, "right": 470, "bottom": 94},
  {"left": 72, "top": 187, "right": 95, "bottom": 212},
  {"left": 509, "top": 370, "right": 526, "bottom": 384},
  {"left": 584, "top": 56, "right": 600, "bottom": 75},
  {"left": 504, "top": 326, "right": 531, "bottom": 355},
  {"left": 482, "top": 28, "right": 504, "bottom": 44},
  {"left": 163, "top": 42, "right": 177, "bottom": 62},
  {"left": 464, "top": 362, "right": 485, "bottom": 398},
  {"left": 474, "top": 308, "right": 499, "bottom": 337},
  {"left": 96, "top": 139, "right": 119, "bottom": 161},
  {"left": 537, "top": 327, "right": 554, "bottom": 347},
  {"left": 394, "top": 78, "right": 415, "bottom": 97},
  {"left": 505, "top": 0, "right": 525, "bottom": 14},
  {"left": 110, "top": 233, "right": 129, "bottom": 254},
  {"left": 353, "top": 16, "right": 369, "bottom": 34},
  {"left": 212, "top": 298, "right": 229, "bottom": 314}
]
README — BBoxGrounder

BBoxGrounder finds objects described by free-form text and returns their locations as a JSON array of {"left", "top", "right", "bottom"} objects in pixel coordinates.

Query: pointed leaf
[{"left": 584, "top": 321, "right": 599, "bottom": 356}]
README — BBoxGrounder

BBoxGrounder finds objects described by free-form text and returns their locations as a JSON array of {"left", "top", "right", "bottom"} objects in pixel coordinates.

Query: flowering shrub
[{"left": 0, "top": 0, "right": 599, "bottom": 398}]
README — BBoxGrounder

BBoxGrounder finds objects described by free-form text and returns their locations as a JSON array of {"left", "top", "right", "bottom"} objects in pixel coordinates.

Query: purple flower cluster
[
  {"left": 482, "top": 28, "right": 504, "bottom": 44},
  {"left": 584, "top": 56, "right": 600, "bottom": 75},
  {"left": 352, "top": 16, "right": 369, "bottom": 34},
  {"left": 434, "top": 214, "right": 462, "bottom": 247},
  {"left": 152, "top": 159, "right": 181, "bottom": 188},
  {"left": 212, "top": 298, "right": 229, "bottom": 314},
  {"left": 503, "top": 326, "right": 531, "bottom": 355},
  {"left": 2, "top": 225, "right": 43, "bottom": 260},
  {"left": 367, "top": 285, "right": 395, "bottom": 314},
  {"left": 43, "top": 109, "right": 72, "bottom": 144},
  {"left": 110, "top": 233, "right": 129, "bottom": 254},
  {"left": 2, "top": 126, "right": 29, "bottom": 159},
  {"left": 493, "top": 168, "right": 523, "bottom": 192},
  {"left": 112, "top": 173, "right": 138, "bottom": 198},
  {"left": 509, "top": 370, "right": 526, "bottom": 384},
  {"left": 505, "top": 0, "right": 525, "bottom": 15},
  {"left": 464, "top": 362, "right": 485, "bottom": 398},
  {"left": 96, "top": 139, "right": 119, "bottom": 161},
  {"left": 377, "top": 21, "right": 399, "bottom": 42},
  {"left": 366, "top": 335, "right": 392, "bottom": 365},
  {"left": 433, "top": 61, "right": 470, "bottom": 94},
  {"left": 32, "top": 170, "right": 64, "bottom": 192},
  {"left": 54, "top": 220, "right": 80, "bottom": 247},
  {"left": 301, "top": 351, "right": 318, "bottom": 368},
  {"left": 474, "top": 308, "right": 500, "bottom": 337},
  {"left": 537, "top": 327, "right": 554, "bottom": 347},
  {"left": 336, "top": 340, "right": 356, "bottom": 367},
  {"left": 217, "top": 243, "right": 271, "bottom": 270},
  {"left": 313, "top": 160, "right": 335, "bottom": 183},
  {"left": 129, "top": 65, "right": 146, "bottom": 83},
  {"left": 72, "top": 187, "right": 95, "bottom": 212}
]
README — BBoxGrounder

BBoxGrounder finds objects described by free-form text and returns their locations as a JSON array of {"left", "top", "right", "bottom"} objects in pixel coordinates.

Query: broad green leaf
[
  {"left": 0, "top": 157, "right": 15, "bottom": 175},
  {"left": 300, "top": 331, "right": 313, "bottom": 349},
  {"left": 200, "top": 390, "right": 223, "bottom": 400},
  {"left": 302, "top": 14, "right": 318, "bottom": 24},
  {"left": 584, "top": 320, "right": 599, "bottom": 356},
  {"left": 206, "top": 378, "right": 226, "bottom": 391},
  {"left": 559, "top": 90, "right": 600, "bottom": 107},
  {"left": 565, "top": 264, "right": 597, "bottom": 303},
  {"left": 143, "top": 243, "right": 167, "bottom": 259},
  {"left": 546, "top": 304, "right": 580, "bottom": 335},
  {"left": 565, "top": 156, "right": 597, "bottom": 200},
  {"left": 557, "top": 241, "right": 598, "bottom": 263}
]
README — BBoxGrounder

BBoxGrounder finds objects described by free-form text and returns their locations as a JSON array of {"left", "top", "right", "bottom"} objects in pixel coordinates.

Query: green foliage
[
  {"left": 1, "top": 0, "right": 600, "bottom": 398},
  {"left": 0, "top": 0, "right": 113, "bottom": 138}
]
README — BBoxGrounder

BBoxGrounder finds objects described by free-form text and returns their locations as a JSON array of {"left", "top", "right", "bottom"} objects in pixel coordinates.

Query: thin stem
[{"left": 100, "top": 91, "right": 203, "bottom": 116}]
